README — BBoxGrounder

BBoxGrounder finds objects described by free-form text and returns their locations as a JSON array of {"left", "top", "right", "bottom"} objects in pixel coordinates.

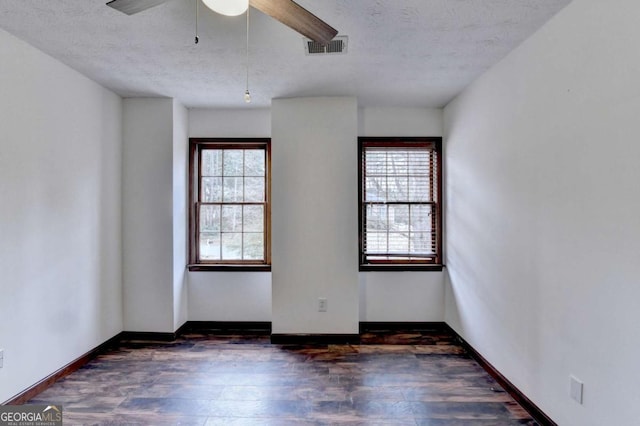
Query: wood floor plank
[{"left": 21, "top": 331, "right": 540, "bottom": 425}]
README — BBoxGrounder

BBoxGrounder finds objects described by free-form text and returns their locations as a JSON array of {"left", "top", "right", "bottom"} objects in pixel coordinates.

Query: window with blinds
[
  {"left": 189, "top": 139, "right": 270, "bottom": 271},
  {"left": 359, "top": 137, "right": 442, "bottom": 270}
]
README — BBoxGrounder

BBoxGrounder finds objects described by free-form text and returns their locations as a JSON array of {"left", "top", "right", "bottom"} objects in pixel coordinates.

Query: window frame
[
  {"left": 358, "top": 137, "right": 443, "bottom": 271},
  {"left": 188, "top": 138, "right": 271, "bottom": 272}
]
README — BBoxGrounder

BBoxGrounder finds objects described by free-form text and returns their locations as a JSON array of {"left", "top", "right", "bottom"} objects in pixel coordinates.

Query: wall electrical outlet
[
  {"left": 570, "top": 375, "right": 583, "bottom": 404},
  {"left": 318, "top": 298, "right": 328, "bottom": 312},
  {"left": 0, "top": 349, "right": 4, "bottom": 369}
]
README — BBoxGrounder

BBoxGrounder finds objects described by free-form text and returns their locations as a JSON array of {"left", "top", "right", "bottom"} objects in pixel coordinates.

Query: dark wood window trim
[
  {"left": 358, "top": 137, "right": 443, "bottom": 272},
  {"left": 188, "top": 138, "right": 271, "bottom": 272}
]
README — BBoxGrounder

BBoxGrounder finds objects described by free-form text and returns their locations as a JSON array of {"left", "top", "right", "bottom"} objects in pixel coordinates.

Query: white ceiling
[{"left": 0, "top": 0, "right": 571, "bottom": 109}]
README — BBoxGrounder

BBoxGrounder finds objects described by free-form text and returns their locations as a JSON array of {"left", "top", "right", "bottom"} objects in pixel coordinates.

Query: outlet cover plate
[
  {"left": 570, "top": 375, "right": 583, "bottom": 404},
  {"left": 318, "top": 298, "right": 327, "bottom": 312}
]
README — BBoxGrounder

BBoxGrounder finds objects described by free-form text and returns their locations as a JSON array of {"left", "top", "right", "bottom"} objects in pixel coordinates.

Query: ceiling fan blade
[
  {"left": 249, "top": 0, "right": 338, "bottom": 45},
  {"left": 106, "top": 0, "right": 173, "bottom": 15}
]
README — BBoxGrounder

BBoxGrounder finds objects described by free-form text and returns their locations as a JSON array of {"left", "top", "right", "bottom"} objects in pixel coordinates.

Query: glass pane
[
  {"left": 199, "top": 205, "right": 220, "bottom": 232},
  {"left": 223, "top": 177, "right": 243, "bottom": 202},
  {"left": 221, "top": 233, "right": 242, "bottom": 260},
  {"left": 223, "top": 150, "right": 244, "bottom": 176},
  {"left": 387, "top": 177, "right": 408, "bottom": 201},
  {"left": 389, "top": 205, "right": 409, "bottom": 232},
  {"left": 221, "top": 205, "right": 242, "bottom": 232},
  {"left": 388, "top": 232, "right": 409, "bottom": 254},
  {"left": 244, "top": 150, "right": 265, "bottom": 176},
  {"left": 410, "top": 205, "right": 433, "bottom": 232},
  {"left": 365, "top": 151, "right": 387, "bottom": 175},
  {"left": 202, "top": 150, "right": 222, "bottom": 176},
  {"left": 199, "top": 233, "right": 220, "bottom": 260},
  {"left": 410, "top": 232, "right": 434, "bottom": 255},
  {"left": 244, "top": 177, "right": 265, "bottom": 202},
  {"left": 366, "top": 232, "right": 387, "bottom": 254},
  {"left": 365, "top": 176, "right": 387, "bottom": 202},
  {"left": 408, "top": 151, "right": 431, "bottom": 175},
  {"left": 243, "top": 205, "right": 264, "bottom": 232},
  {"left": 201, "top": 177, "right": 222, "bottom": 202},
  {"left": 243, "top": 233, "right": 264, "bottom": 260},
  {"left": 408, "top": 176, "right": 430, "bottom": 202},
  {"left": 387, "top": 151, "right": 408, "bottom": 175},
  {"left": 366, "top": 204, "right": 387, "bottom": 231}
]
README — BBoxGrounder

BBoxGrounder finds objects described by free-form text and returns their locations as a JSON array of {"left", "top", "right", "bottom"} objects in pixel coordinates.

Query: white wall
[
  {"left": 172, "top": 100, "right": 189, "bottom": 330},
  {"left": 187, "top": 107, "right": 446, "bottom": 323},
  {"left": 359, "top": 107, "right": 445, "bottom": 322},
  {"left": 360, "top": 273, "right": 444, "bottom": 322},
  {"left": 443, "top": 1, "right": 640, "bottom": 424},
  {"left": 358, "top": 107, "right": 443, "bottom": 137},
  {"left": 188, "top": 108, "right": 272, "bottom": 321},
  {"left": 189, "top": 272, "right": 272, "bottom": 321},
  {"left": 271, "top": 97, "right": 359, "bottom": 334},
  {"left": 0, "top": 29, "right": 122, "bottom": 403},
  {"left": 122, "top": 98, "right": 175, "bottom": 333},
  {"left": 189, "top": 108, "right": 271, "bottom": 138}
]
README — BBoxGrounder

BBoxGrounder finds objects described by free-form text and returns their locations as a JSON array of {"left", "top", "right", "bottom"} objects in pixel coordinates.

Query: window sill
[
  {"left": 359, "top": 264, "right": 443, "bottom": 272},
  {"left": 187, "top": 264, "right": 271, "bottom": 272}
]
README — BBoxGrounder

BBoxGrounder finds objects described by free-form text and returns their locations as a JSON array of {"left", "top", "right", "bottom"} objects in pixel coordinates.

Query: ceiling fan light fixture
[{"left": 202, "top": 0, "right": 248, "bottom": 16}]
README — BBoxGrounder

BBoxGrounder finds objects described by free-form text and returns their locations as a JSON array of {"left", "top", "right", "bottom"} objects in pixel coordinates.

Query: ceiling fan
[{"left": 106, "top": 0, "right": 338, "bottom": 45}]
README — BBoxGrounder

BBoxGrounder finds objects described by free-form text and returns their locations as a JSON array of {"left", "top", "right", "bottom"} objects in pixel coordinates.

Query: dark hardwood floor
[{"left": 25, "top": 328, "right": 538, "bottom": 425}]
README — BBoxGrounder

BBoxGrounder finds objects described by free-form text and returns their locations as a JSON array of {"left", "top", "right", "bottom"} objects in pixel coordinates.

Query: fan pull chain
[
  {"left": 244, "top": 7, "right": 251, "bottom": 103},
  {"left": 194, "top": 0, "right": 199, "bottom": 44}
]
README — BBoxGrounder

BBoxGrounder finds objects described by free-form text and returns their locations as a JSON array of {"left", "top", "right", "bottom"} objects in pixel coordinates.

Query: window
[
  {"left": 359, "top": 137, "right": 442, "bottom": 271},
  {"left": 189, "top": 138, "right": 270, "bottom": 271}
]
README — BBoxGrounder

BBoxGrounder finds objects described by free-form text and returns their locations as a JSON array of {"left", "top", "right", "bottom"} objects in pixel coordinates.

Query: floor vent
[{"left": 305, "top": 36, "right": 348, "bottom": 55}]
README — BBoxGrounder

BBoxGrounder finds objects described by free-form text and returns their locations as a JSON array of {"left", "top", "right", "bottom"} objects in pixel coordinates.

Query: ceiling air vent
[{"left": 305, "top": 36, "right": 348, "bottom": 55}]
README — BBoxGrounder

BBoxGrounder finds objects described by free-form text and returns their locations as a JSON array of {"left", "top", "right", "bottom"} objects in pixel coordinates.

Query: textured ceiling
[{"left": 0, "top": 0, "right": 571, "bottom": 108}]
